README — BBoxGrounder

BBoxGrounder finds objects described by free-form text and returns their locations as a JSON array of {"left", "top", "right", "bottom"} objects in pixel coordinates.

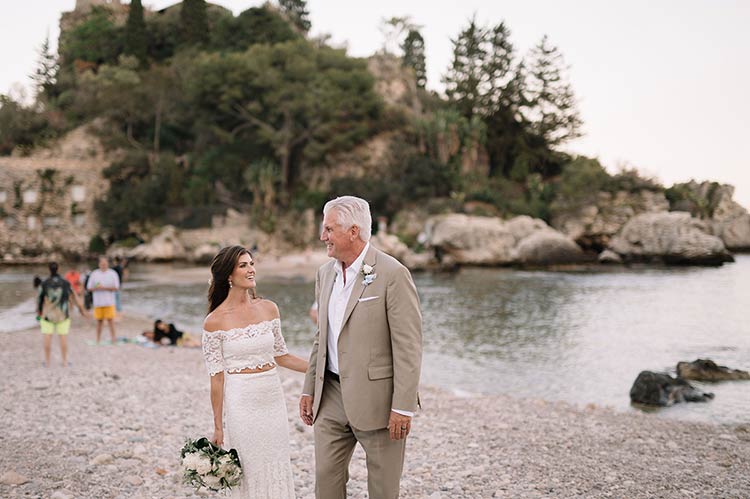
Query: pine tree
[
  {"left": 278, "top": 0, "right": 311, "bottom": 32},
  {"left": 442, "top": 17, "right": 487, "bottom": 120},
  {"left": 521, "top": 35, "right": 582, "bottom": 146},
  {"left": 181, "top": 0, "right": 209, "bottom": 46},
  {"left": 29, "top": 34, "right": 59, "bottom": 99},
  {"left": 402, "top": 29, "right": 427, "bottom": 89},
  {"left": 124, "top": 0, "right": 148, "bottom": 64}
]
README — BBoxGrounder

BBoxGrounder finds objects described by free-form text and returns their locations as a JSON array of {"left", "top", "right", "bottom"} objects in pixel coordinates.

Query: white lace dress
[{"left": 202, "top": 318, "right": 296, "bottom": 499}]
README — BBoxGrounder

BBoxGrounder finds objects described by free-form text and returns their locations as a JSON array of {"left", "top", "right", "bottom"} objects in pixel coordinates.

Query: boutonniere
[{"left": 361, "top": 264, "right": 377, "bottom": 286}]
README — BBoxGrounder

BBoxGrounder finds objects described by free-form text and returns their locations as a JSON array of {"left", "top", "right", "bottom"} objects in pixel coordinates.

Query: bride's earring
[{"left": 228, "top": 279, "right": 233, "bottom": 288}]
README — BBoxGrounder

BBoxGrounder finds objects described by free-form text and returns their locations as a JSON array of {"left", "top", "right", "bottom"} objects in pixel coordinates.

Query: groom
[{"left": 300, "top": 195, "right": 422, "bottom": 499}]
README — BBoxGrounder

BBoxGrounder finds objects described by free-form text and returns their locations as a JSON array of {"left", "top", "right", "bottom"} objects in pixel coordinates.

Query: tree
[
  {"left": 30, "top": 34, "right": 59, "bottom": 99},
  {"left": 521, "top": 35, "right": 582, "bottom": 146},
  {"left": 278, "top": 0, "right": 311, "bottom": 32},
  {"left": 124, "top": 0, "right": 148, "bottom": 64},
  {"left": 186, "top": 40, "right": 382, "bottom": 196},
  {"left": 180, "top": 0, "right": 209, "bottom": 46},
  {"left": 402, "top": 29, "right": 426, "bottom": 89},
  {"left": 212, "top": 7, "right": 298, "bottom": 51},
  {"left": 379, "top": 16, "right": 417, "bottom": 55},
  {"left": 442, "top": 18, "right": 518, "bottom": 120}
]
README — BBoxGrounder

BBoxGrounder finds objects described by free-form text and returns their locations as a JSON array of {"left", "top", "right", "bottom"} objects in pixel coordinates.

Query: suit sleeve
[
  {"left": 387, "top": 265, "right": 423, "bottom": 413},
  {"left": 302, "top": 268, "right": 321, "bottom": 396}
]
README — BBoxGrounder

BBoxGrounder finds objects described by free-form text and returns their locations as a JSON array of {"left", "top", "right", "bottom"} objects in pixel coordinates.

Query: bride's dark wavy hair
[{"left": 207, "top": 245, "right": 256, "bottom": 313}]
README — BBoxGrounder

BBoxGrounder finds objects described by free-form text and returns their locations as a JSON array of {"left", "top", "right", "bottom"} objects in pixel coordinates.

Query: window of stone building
[
  {"left": 43, "top": 217, "right": 61, "bottom": 227},
  {"left": 0, "top": 191, "right": 6, "bottom": 203},
  {"left": 74, "top": 214, "right": 87, "bottom": 227},
  {"left": 71, "top": 185, "right": 86, "bottom": 202},
  {"left": 23, "top": 190, "right": 38, "bottom": 204},
  {"left": 4, "top": 217, "right": 15, "bottom": 228},
  {"left": 27, "top": 216, "right": 38, "bottom": 230}
]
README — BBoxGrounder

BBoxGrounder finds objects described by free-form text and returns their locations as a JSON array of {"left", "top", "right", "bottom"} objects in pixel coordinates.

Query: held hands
[
  {"left": 388, "top": 411, "right": 412, "bottom": 441},
  {"left": 299, "top": 395, "right": 313, "bottom": 426},
  {"left": 212, "top": 428, "right": 224, "bottom": 447}
]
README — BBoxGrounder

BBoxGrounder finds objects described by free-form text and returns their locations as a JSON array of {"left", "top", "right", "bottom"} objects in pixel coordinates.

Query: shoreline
[{"left": 1, "top": 314, "right": 749, "bottom": 498}]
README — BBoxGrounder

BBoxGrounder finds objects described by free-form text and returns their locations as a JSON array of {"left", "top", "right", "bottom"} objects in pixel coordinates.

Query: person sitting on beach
[
  {"left": 143, "top": 320, "right": 200, "bottom": 347},
  {"left": 37, "top": 262, "right": 88, "bottom": 367}
]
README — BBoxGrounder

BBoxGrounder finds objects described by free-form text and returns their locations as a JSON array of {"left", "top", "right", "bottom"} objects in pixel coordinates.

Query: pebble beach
[{"left": 1, "top": 312, "right": 749, "bottom": 499}]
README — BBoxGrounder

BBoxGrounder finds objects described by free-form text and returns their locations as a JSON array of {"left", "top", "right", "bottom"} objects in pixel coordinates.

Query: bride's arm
[
  {"left": 209, "top": 372, "right": 225, "bottom": 446},
  {"left": 276, "top": 354, "right": 308, "bottom": 373}
]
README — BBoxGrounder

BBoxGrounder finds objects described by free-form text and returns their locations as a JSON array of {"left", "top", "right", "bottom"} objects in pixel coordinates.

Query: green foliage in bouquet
[{"left": 180, "top": 437, "right": 242, "bottom": 492}]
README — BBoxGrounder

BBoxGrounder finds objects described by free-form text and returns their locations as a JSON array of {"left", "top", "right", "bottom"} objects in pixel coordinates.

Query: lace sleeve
[
  {"left": 272, "top": 319, "right": 288, "bottom": 356},
  {"left": 202, "top": 330, "right": 225, "bottom": 376}
]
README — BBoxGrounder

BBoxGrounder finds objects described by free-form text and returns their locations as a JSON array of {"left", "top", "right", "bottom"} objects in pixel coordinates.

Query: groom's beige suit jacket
[{"left": 303, "top": 245, "right": 422, "bottom": 431}]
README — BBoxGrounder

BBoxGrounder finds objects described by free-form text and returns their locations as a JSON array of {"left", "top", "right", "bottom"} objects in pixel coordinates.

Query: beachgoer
[
  {"left": 86, "top": 256, "right": 120, "bottom": 344},
  {"left": 37, "top": 262, "right": 88, "bottom": 366}
]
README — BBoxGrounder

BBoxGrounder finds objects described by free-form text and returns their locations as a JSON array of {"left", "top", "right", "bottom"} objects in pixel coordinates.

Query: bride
[{"left": 202, "top": 245, "right": 308, "bottom": 498}]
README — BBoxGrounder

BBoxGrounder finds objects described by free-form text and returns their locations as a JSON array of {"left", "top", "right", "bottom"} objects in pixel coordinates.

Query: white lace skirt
[{"left": 224, "top": 369, "right": 296, "bottom": 499}]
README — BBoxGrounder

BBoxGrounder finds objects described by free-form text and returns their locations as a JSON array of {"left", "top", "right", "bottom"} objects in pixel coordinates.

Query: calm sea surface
[{"left": 2, "top": 256, "right": 749, "bottom": 425}]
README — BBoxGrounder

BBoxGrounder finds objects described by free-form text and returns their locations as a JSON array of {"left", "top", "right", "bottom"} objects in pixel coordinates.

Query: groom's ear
[{"left": 349, "top": 225, "right": 360, "bottom": 240}]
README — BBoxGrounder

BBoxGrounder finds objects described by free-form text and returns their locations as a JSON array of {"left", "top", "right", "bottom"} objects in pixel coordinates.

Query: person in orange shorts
[{"left": 86, "top": 256, "right": 120, "bottom": 344}]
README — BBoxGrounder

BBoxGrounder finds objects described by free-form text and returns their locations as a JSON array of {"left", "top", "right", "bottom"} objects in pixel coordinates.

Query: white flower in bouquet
[
  {"left": 202, "top": 474, "right": 223, "bottom": 489},
  {"left": 194, "top": 454, "right": 213, "bottom": 475},
  {"left": 181, "top": 452, "right": 202, "bottom": 471}
]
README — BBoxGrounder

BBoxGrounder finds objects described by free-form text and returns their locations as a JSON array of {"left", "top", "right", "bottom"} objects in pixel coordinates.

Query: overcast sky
[{"left": 2, "top": 1, "right": 748, "bottom": 207}]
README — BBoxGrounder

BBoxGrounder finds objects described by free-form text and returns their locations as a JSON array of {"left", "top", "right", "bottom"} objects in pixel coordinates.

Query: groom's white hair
[{"left": 323, "top": 196, "right": 372, "bottom": 242}]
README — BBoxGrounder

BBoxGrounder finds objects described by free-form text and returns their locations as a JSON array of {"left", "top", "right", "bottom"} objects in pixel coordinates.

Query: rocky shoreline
[{"left": 1, "top": 314, "right": 749, "bottom": 499}]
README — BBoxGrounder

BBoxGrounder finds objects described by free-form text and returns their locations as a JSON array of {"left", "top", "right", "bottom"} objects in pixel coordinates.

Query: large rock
[
  {"left": 629, "top": 371, "right": 714, "bottom": 406},
  {"left": 421, "top": 214, "right": 583, "bottom": 266},
  {"left": 609, "top": 212, "right": 734, "bottom": 265},
  {"left": 127, "top": 225, "right": 186, "bottom": 262},
  {"left": 669, "top": 181, "right": 750, "bottom": 251},
  {"left": 551, "top": 190, "right": 669, "bottom": 250},
  {"left": 676, "top": 359, "right": 750, "bottom": 382}
]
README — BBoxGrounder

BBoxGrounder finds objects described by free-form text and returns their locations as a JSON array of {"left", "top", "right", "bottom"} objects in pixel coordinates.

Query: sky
[{"left": 2, "top": 0, "right": 749, "bottom": 207}]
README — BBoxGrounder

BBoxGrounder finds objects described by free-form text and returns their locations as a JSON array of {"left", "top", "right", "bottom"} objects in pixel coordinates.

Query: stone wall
[{"left": 0, "top": 157, "right": 108, "bottom": 261}]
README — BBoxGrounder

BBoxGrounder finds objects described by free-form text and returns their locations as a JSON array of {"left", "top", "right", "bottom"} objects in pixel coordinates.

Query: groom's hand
[
  {"left": 299, "top": 395, "right": 314, "bottom": 426},
  {"left": 388, "top": 411, "right": 412, "bottom": 440}
]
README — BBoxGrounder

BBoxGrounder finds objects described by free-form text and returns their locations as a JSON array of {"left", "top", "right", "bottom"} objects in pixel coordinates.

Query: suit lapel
[
  {"left": 318, "top": 261, "right": 336, "bottom": 349},
  {"left": 339, "top": 245, "right": 378, "bottom": 334}
]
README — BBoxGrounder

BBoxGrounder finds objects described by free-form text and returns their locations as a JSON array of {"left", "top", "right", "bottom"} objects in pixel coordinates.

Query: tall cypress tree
[
  {"left": 402, "top": 29, "right": 426, "bottom": 89},
  {"left": 124, "top": 0, "right": 148, "bottom": 64},
  {"left": 181, "top": 0, "right": 209, "bottom": 46},
  {"left": 278, "top": 0, "right": 311, "bottom": 32}
]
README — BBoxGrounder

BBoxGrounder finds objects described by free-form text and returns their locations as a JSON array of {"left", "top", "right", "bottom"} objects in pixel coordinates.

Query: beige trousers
[{"left": 314, "top": 376, "right": 406, "bottom": 499}]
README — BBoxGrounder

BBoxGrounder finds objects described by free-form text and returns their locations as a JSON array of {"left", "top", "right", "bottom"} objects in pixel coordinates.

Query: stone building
[{"left": 0, "top": 126, "right": 109, "bottom": 262}]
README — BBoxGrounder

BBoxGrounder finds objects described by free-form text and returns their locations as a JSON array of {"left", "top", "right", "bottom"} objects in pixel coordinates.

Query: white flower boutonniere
[{"left": 361, "top": 264, "right": 377, "bottom": 286}]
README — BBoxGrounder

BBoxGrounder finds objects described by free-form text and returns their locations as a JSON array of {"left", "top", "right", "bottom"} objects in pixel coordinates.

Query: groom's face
[{"left": 321, "top": 209, "right": 353, "bottom": 261}]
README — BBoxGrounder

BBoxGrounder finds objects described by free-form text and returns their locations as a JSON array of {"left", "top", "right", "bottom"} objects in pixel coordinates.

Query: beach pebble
[
  {"left": 90, "top": 453, "right": 114, "bottom": 465},
  {"left": 0, "top": 470, "right": 29, "bottom": 485},
  {"left": 50, "top": 490, "right": 75, "bottom": 499}
]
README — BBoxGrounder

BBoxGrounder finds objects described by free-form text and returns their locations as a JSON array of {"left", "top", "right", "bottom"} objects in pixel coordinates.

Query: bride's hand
[{"left": 212, "top": 428, "right": 224, "bottom": 447}]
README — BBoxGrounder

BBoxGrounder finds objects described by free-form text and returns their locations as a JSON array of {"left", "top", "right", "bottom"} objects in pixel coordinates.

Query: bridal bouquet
[{"left": 180, "top": 437, "right": 242, "bottom": 491}]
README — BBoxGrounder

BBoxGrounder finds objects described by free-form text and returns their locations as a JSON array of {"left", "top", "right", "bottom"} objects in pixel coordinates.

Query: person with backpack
[{"left": 37, "top": 262, "right": 88, "bottom": 367}]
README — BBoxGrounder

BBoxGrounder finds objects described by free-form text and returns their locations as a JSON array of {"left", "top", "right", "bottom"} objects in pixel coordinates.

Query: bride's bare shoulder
[
  {"left": 203, "top": 310, "right": 227, "bottom": 333},
  {"left": 255, "top": 298, "right": 280, "bottom": 319}
]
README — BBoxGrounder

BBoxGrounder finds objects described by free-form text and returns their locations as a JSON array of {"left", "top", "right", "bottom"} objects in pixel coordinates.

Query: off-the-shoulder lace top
[{"left": 202, "top": 318, "right": 288, "bottom": 376}]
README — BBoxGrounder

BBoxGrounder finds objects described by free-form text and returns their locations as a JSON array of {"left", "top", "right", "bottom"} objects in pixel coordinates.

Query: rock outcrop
[
  {"left": 608, "top": 212, "right": 734, "bottom": 265},
  {"left": 676, "top": 359, "right": 750, "bottom": 382},
  {"left": 629, "top": 371, "right": 714, "bottom": 406},
  {"left": 126, "top": 226, "right": 186, "bottom": 262},
  {"left": 421, "top": 214, "right": 583, "bottom": 266},
  {"left": 551, "top": 190, "right": 669, "bottom": 251}
]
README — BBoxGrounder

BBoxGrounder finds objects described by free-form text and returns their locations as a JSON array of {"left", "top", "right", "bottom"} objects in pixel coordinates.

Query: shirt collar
[{"left": 334, "top": 242, "right": 370, "bottom": 278}]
